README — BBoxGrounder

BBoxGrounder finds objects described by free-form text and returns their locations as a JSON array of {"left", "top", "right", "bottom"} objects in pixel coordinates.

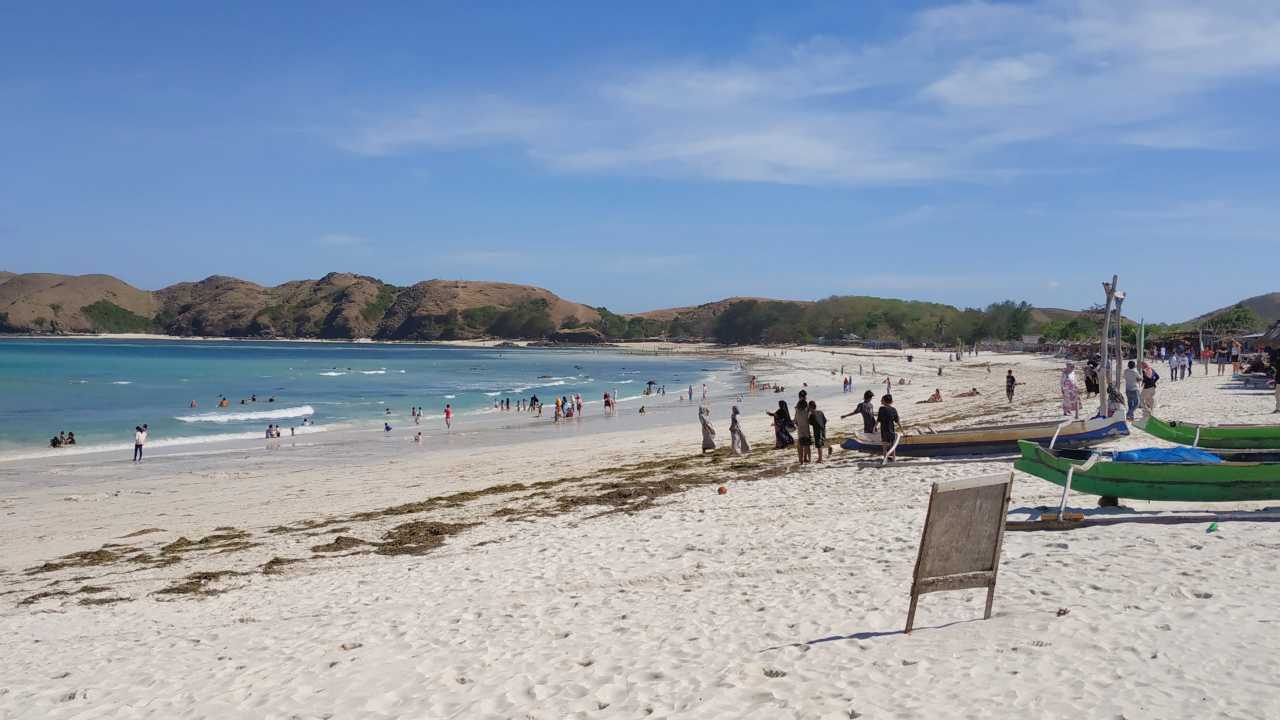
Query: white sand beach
[{"left": 4, "top": 346, "right": 1280, "bottom": 719}]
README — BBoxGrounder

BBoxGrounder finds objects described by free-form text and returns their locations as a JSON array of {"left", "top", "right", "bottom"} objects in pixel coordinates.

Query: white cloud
[
  {"left": 335, "top": 1, "right": 1280, "bottom": 185},
  {"left": 922, "top": 54, "right": 1055, "bottom": 108}
]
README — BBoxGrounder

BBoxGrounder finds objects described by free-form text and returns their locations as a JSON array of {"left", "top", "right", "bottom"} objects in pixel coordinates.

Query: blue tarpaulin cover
[{"left": 1113, "top": 447, "right": 1223, "bottom": 464}]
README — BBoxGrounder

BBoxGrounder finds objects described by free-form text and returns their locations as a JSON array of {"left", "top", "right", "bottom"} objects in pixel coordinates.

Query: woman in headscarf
[
  {"left": 766, "top": 400, "right": 795, "bottom": 449},
  {"left": 1061, "top": 363, "right": 1081, "bottom": 419},
  {"left": 1139, "top": 361, "right": 1159, "bottom": 415},
  {"left": 699, "top": 405, "right": 717, "bottom": 453},
  {"left": 730, "top": 405, "right": 750, "bottom": 455}
]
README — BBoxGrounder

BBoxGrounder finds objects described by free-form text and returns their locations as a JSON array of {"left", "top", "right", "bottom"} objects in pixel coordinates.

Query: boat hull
[
  {"left": 1014, "top": 440, "right": 1280, "bottom": 502},
  {"left": 1137, "top": 416, "right": 1280, "bottom": 450},
  {"left": 840, "top": 416, "right": 1128, "bottom": 457}
]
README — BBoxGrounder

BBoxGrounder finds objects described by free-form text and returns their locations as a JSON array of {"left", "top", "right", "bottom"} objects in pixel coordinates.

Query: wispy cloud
[
  {"left": 850, "top": 273, "right": 1006, "bottom": 293},
  {"left": 315, "top": 233, "right": 370, "bottom": 248},
  {"left": 443, "top": 249, "right": 525, "bottom": 265},
  {"left": 335, "top": 1, "right": 1280, "bottom": 185}
]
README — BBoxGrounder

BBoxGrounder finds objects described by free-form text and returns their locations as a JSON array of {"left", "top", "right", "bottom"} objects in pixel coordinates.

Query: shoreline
[
  {"left": 0, "top": 338, "right": 752, "bottom": 465},
  {"left": 0, "top": 331, "right": 718, "bottom": 351}
]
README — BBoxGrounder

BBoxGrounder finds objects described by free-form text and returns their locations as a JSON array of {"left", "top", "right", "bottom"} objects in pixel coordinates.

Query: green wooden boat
[
  {"left": 1014, "top": 440, "right": 1280, "bottom": 502},
  {"left": 1136, "top": 415, "right": 1280, "bottom": 449}
]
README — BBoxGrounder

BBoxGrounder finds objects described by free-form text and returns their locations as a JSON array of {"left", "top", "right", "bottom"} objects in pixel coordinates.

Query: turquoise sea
[{"left": 0, "top": 338, "right": 732, "bottom": 460}]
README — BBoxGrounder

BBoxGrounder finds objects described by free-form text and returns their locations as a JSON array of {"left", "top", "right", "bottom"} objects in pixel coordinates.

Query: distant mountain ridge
[
  {"left": 1, "top": 269, "right": 1274, "bottom": 340},
  {"left": 0, "top": 271, "right": 600, "bottom": 340}
]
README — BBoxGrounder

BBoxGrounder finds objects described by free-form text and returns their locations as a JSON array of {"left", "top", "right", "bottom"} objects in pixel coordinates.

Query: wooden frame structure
[{"left": 905, "top": 471, "right": 1013, "bottom": 633}]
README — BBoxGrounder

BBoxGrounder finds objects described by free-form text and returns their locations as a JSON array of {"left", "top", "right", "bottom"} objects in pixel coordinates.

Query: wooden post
[
  {"left": 985, "top": 475, "right": 1013, "bottom": 619},
  {"left": 905, "top": 484, "right": 938, "bottom": 634},
  {"left": 1098, "top": 276, "right": 1118, "bottom": 418}
]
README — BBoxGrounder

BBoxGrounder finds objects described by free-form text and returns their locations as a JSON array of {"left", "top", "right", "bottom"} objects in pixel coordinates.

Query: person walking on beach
[
  {"left": 1123, "top": 361, "right": 1141, "bottom": 421},
  {"left": 729, "top": 406, "right": 750, "bottom": 455},
  {"left": 1061, "top": 364, "right": 1081, "bottom": 419},
  {"left": 698, "top": 406, "right": 717, "bottom": 454},
  {"left": 794, "top": 395, "right": 812, "bottom": 464},
  {"left": 1274, "top": 365, "right": 1280, "bottom": 414},
  {"left": 809, "top": 400, "right": 828, "bottom": 463},
  {"left": 1139, "top": 362, "right": 1159, "bottom": 415},
  {"left": 767, "top": 400, "right": 795, "bottom": 449},
  {"left": 132, "top": 424, "right": 147, "bottom": 462},
  {"left": 1006, "top": 370, "right": 1017, "bottom": 403},
  {"left": 877, "top": 395, "right": 901, "bottom": 462},
  {"left": 841, "top": 390, "right": 878, "bottom": 435},
  {"left": 443, "top": 404, "right": 453, "bottom": 429}
]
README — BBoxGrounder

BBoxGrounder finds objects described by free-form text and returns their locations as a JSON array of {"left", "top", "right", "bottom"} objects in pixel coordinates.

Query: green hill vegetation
[
  {"left": 704, "top": 297, "right": 1036, "bottom": 345},
  {"left": 80, "top": 300, "right": 154, "bottom": 333}
]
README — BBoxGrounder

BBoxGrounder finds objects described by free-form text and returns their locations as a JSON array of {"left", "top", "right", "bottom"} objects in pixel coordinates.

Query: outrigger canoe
[
  {"left": 1136, "top": 415, "right": 1280, "bottom": 450},
  {"left": 840, "top": 415, "right": 1128, "bottom": 457},
  {"left": 1014, "top": 440, "right": 1280, "bottom": 502}
]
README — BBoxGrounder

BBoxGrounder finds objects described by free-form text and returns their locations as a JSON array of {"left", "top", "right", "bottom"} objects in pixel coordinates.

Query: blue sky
[{"left": 2, "top": 1, "right": 1278, "bottom": 321}]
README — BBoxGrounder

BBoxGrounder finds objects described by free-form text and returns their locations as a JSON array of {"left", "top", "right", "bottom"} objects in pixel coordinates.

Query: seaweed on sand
[
  {"left": 153, "top": 570, "right": 247, "bottom": 597},
  {"left": 375, "top": 521, "right": 476, "bottom": 556}
]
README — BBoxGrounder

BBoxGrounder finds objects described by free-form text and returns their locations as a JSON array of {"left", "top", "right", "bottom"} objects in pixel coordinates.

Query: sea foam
[{"left": 176, "top": 405, "right": 315, "bottom": 423}]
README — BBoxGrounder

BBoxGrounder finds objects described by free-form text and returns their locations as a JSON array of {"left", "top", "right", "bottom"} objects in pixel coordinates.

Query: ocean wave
[
  {"left": 111, "top": 381, "right": 132, "bottom": 385},
  {"left": 484, "top": 392, "right": 502, "bottom": 396},
  {"left": 176, "top": 405, "right": 315, "bottom": 423},
  {"left": 360, "top": 370, "right": 386, "bottom": 375},
  {"left": 318, "top": 371, "right": 346, "bottom": 376},
  {"left": 443, "top": 394, "right": 456, "bottom": 399}
]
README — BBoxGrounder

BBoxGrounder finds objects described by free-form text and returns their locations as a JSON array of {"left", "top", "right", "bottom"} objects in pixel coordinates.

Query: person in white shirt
[
  {"left": 1123, "top": 361, "right": 1141, "bottom": 420},
  {"left": 132, "top": 424, "right": 147, "bottom": 462}
]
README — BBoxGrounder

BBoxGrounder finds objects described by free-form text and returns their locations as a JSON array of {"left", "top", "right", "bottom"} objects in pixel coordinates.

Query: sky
[{"left": 2, "top": 1, "right": 1278, "bottom": 322}]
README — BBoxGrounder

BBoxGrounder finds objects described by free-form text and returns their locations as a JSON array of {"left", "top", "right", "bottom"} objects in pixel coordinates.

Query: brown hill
[
  {"left": 1028, "top": 307, "right": 1087, "bottom": 327},
  {"left": 155, "top": 272, "right": 394, "bottom": 338},
  {"left": 1187, "top": 292, "right": 1280, "bottom": 328},
  {"left": 0, "top": 273, "right": 157, "bottom": 333},
  {"left": 0, "top": 271, "right": 15, "bottom": 286},
  {"left": 0, "top": 272, "right": 603, "bottom": 340}
]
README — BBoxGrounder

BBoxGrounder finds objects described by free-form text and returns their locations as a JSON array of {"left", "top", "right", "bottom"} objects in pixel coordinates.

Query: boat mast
[{"left": 1098, "top": 275, "right": 1118, "bottom": 418}]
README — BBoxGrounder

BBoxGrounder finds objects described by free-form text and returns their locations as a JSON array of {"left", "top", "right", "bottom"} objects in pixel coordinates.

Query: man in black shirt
[
  {"left": 841, "top": 390, "right": 878, "bottom": 434},
  {"left": 877, "top": 394, "right": 901, "bottom": 460},
  {"left": 1006, "top": 370, "right": 1017, "bottom": 403}
]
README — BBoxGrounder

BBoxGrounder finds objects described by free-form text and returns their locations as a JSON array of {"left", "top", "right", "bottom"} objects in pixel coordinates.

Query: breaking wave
[{"left": 176, "top": 405, "right": 315, "bottom": 423}]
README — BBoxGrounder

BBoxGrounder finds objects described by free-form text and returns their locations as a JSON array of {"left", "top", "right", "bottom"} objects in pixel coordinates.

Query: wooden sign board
[{"left": 905, "top": 472, "right": 1013, "bottom": 633}]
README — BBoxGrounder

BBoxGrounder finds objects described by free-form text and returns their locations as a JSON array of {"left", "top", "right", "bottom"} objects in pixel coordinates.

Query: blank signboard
[{"left": 905, "top": 472, "right": 1013, "bottom": 633}]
